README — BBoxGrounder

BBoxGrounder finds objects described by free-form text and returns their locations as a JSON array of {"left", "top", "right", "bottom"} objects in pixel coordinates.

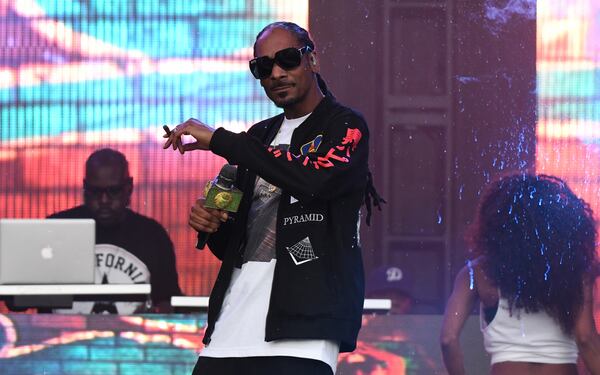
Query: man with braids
[
  {"left": 163, "top": 22, "right": 384, "bottom": 375},
  {"left": 441, "top": 174, "right": 600, "bottom": 375}
]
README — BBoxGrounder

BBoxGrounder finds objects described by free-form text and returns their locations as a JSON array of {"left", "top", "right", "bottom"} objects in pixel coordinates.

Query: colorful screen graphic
[
  {"left": 537, "top": 1, "right": 600, "bottom": 216},
  {"left": 537, "top": 0, "right": 600, "bottom": 322},
  {"left": 0, "top": 313, "right": 468, "bottom": 375},
  {"left": 0, "top": 0, "right": 308, "bottom": 299}
]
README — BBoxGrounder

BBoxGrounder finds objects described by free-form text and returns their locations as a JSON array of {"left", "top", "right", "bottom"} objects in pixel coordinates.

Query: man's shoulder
[
  {"left": 310, "top": 97, "right": 367, "bottom": 129},
  {"left": 127, "top": 211, "right": 173, "bottom": 242},
  {"left": 47, "top": 205, "right": 89, "bottom": 219},
  {"left": 126, "top": 210, "right": 166, "bottom": 231},
  {"left": 327, "top": 98, "right": 366, "bottom": 123}
]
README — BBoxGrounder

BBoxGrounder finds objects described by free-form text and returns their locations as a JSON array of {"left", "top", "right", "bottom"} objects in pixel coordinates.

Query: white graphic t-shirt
[
  {"left": 200, "top": 113, "right": 340, "bottom": 372},
  {"left": 54, "top": 244, "right": 150, "bottom": 314}
]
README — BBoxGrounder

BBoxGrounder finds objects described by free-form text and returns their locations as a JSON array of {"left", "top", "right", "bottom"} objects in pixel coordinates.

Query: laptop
[{"left": 0, "top": 219, "right": 96, "bottom": 285}]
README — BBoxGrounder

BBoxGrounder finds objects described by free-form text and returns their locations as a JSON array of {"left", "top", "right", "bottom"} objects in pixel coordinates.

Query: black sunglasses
[
  {"left": 249, "top": 46, "right": 312, "bottom": 79},
  {"left": 84, "top": 182, "right": 130, "bottom": 199}
]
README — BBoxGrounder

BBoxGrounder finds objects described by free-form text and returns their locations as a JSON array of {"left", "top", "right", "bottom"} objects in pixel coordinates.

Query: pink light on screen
[{"left": 536, "top": 0, "right": 600, "bottom": 321}]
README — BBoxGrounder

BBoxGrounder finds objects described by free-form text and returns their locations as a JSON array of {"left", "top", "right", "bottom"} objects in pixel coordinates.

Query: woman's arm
[
  {"left": 574, "top": 278, "right": 600, "bottom": 374},
  {"left": 440, "top": 265, "right": 478, "bottom": 375}
]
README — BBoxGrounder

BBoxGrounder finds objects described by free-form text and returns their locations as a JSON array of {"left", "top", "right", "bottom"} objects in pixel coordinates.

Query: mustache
[{"left": 270, "top": 81, "right": 294, "bottom": 89}]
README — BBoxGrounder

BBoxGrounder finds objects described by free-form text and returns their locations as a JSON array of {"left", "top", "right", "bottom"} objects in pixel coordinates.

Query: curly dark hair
[{"left": 469, "top": 174, "right": 598, "bottom": 334}]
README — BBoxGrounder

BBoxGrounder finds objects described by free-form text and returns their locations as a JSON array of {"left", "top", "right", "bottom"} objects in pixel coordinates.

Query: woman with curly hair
[{"left": 441, "top": 174, "right": 600, "bottom": 374}]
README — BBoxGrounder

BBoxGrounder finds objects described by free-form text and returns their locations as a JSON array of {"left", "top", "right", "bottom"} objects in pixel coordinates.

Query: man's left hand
[{"left": 163, "top": 118, "right": 214, "bottom": 154}]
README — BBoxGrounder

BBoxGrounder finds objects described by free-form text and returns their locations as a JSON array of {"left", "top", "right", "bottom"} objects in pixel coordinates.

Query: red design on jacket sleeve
[
  {"left": 342, "top": 128, "right": 363, "bottom": 150},
  {"left": 312, "top": 128, "right": 362, "bottom": 169},
  {"left": 316, "top": 154, "right": 335, "bottom": 168},
  {"left": 265, "top": 128, "right": 363, "bottom": 170},
  {"left": 341, "top": 128, "right": 363, "bottom": 157}
]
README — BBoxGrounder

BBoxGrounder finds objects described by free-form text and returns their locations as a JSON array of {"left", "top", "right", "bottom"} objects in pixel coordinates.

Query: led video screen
[{"left": 0, "top": 0, "right": 308, "bottom": 298}]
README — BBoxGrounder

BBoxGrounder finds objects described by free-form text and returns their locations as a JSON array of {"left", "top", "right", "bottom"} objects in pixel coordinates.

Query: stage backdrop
[
  {"left": 0, "top": 0, "right": 308, "bottom": 301},
  {"left": 0, "top": 313, "right": 489, "bottom": 375},
  {"left": 536, "top": 0, "right": 600, "bottom": 309}
]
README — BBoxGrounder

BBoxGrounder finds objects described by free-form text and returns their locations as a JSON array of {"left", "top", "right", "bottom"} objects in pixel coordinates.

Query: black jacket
[{"left": 205, "top": 96, "right": 368, "bottom": 352}]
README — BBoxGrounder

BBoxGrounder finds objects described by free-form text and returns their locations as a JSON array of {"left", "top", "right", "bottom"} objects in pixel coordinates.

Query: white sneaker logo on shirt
[{"left": 286, "top": 237, "right": 319, "bottom": 265}]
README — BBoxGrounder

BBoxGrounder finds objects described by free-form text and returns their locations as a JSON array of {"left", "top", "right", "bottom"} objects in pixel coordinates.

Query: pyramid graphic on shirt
[{"left": 286, "top": 237, "right": 318, "bottom": 265}]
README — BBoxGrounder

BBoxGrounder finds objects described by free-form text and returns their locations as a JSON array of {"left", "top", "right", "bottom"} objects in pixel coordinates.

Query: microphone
[{"left": 196, "top": 164, "right": 243, "bottom": 250}]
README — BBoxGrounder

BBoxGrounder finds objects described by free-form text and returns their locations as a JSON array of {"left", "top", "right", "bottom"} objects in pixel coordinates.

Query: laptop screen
[{"left": 0, "top": 219, "right": 95, "bottom": 285}]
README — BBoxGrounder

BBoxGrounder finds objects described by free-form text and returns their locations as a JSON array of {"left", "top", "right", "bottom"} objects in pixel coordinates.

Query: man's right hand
[
  {"left": 189, "top": 198, "right": 228, "bottom": 233},
  {"left": 162, "top": 118, "right": 215, "bottom": 154}
]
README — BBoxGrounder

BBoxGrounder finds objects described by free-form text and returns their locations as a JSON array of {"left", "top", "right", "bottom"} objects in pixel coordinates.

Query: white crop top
[{"left": 480, "top": 297, "right": 578, "bottom": 365}]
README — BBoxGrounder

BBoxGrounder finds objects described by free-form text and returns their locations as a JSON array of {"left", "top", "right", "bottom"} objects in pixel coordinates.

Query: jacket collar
[{"left": 262, "top": 96, "right": 335, "bottom": 147}]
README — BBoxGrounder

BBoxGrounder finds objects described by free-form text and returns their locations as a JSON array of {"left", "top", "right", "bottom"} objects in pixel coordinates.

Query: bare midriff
[{"left": 491, "top": 361, "right": 577, "bottom": 375}]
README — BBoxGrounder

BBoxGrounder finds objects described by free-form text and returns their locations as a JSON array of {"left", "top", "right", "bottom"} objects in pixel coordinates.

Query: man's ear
[
  {"left": 309, "top": 52, "right": 320, "bottom": 73},
  {"left": 125, "top": 176, "right": 134, "bottom": 194},
  {"left": 124, "top": 177, "right": 134, "bottom": 206}
]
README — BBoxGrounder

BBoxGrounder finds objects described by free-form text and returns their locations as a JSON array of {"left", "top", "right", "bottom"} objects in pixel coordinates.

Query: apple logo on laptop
[{"left": 41, "top": 246, "right": 54, "bottom": 259}]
